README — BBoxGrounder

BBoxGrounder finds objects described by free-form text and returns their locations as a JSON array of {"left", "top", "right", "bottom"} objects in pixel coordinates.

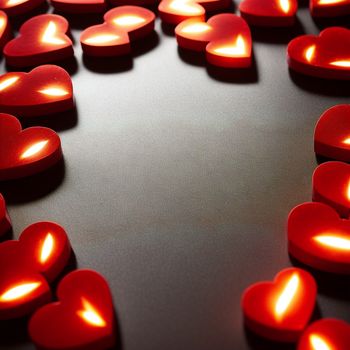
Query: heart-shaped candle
[
  {"left": 175, "top": 13, "right": 252, "bottom": 68},
  {"left": 159, "top": 0, "right": 230, "bottom": 25},
  {"left": 29, "top": 269, "right": 116, "bottom": 350},
  {"left": 310, "top": 0, "right": 350, "bottom": 17},
  {"left": 0, "top": 113, "right": 62, "bottom": 181},
  {"left": 239, "top": 0, "right": 298, "bottom": 27},
  {"left": 242, "top": 268, "right": 317, "bottom": 342},
  {"left": 297, "top": 319, "right": 350, "bottom": 350},
  {"left": 0, "top": 193, "right": 11, "bottom": 237},
  {"left": 287, "top": 27, "right": 350, "bottom": 80},
  {"left": 312, "top": 161, "right": 350, "bottom": 218},
  {"left": 80, "top": 6, "right": 155, "bottom": 57},
  {"left": 288, "top": 202, "right": 350, "bottom": 274},
  {"left": 50, "top": 0, "right": 107, "bottom": 14},
  {"left": 4, "top": 14, "right": 73, "bottom": 67},
  {"left": 314, "top": 105, "right": 350, "bottom": 162},
  {"left": 0, "top": 65, "right": 74, "bottom": 118},
  {"left": 0, "top": 0, "right": 45, "bottom": 16}
]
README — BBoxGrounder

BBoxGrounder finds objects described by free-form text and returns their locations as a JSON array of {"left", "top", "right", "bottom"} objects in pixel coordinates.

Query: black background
[{"left": 0, "top": 1, "right": 350, "bottom": 349}]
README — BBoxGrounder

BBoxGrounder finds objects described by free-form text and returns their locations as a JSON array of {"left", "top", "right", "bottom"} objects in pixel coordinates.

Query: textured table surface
[{"left": 0, "top": 2, "right": 349, "bottom": 349}]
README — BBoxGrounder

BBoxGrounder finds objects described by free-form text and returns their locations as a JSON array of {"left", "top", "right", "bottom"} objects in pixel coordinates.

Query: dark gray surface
[{"left": 0, "top": 2, "right": 350, "bottom": 349}]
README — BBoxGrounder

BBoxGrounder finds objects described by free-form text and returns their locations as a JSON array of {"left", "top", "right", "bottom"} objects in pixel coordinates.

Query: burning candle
[
  {"left": 175, "top": 14, "right": 252, "bottom": 68},
  {"left": 287, "top": 27, "right": 350, "bottom": 80},
  {"left": 239, "top": 0, "right": 298, "bottom": 27},
  {"left": 80, "top": 6, "right": 155, "bottom": 57},
  {"left": 0, "top": 113, "right": 62, "bottom": 181},
  {"left": 4, "top": 14, "right": 73, "bottom": 67},
  {"left": 50, "top": 0, "right": 106, "bottom": 14},
  {"left": 242, "top": 267, "right": 317, "bottom": 342},
  {"left": 0, "top": 193, "right": 11, "bottom": 237},
  {"left": 29, "top": 269, "right": 116, "bottom": 350},
  {"left": 0, "top": 65, "right": 74, "bottom": 118},
  {"left": 0, "top": 0, "right": 44, "bottom": 16},
  {"left": 0, "top": 10, "right": 10, "bottom": 50},
  {"left": 310, "top": 0, "right": 350, "bottom": 17}
]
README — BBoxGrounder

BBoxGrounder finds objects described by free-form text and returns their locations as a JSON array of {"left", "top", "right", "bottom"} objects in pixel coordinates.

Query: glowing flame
[
  {"left": 279, "top": 0, "right": 291, "bottom": 13},
  {"left": 20, "top": 140, "right": 48, "bottom": 159},
  {"left": 0, "top": 76, "right": 19, "bottom": 91},
  {"left": 305, "top": 45, "right": 316, "bottom": 63},
  {"left": 6, "top": 0, "right": 27, "bottom": 5},
  {"left": 329, "top": 60, "right": 350, "bottom": 67},
  {"left": 38, "top": 87, "right": 69, "bottom": 96},
  {"left": 274, "top": 273, "right": 300, "bottom": 320},
  {"left": 0, "top": 18, "right": 5, "bottom": 29},
  {"left": 314, "top": 234, "right": 350, "bottom": 251},
  {"left": 318, "top": 0, "right": 345, "bottom": 4},
  {"left": 213, "top": 35, "right": 248, "bottom": 57},
  {"left": 346, "top": 179, "right": 350, "bottom": 201},
  {"left": 310, "top": 334, "right": 332, "bottom": 350},
  {"left": 181, "top": 22, "right": 211, "bottom": 34},
  {"left": 169, "top": 0, "right": 201, "bottom": 14},
  {"left": 84, "top": 34, "right": 120, "bottom": 44},
  {"left": 343, "top": 137, "right": 350, "bottom": 144},
  {"left": 113, "top": 15, "right": 146, "bottom": 26},
  {"left": 77, "top": 298, "right": 106, "bottom": 327},
  {"left": 0, "top": 282, "right": 41, "bottom": 302},
  {"left": 41, "top": 21, "right": 66, "bottom": 45},
  {"left": 40, "top": 233, "right": 54, "bottom": 263}
]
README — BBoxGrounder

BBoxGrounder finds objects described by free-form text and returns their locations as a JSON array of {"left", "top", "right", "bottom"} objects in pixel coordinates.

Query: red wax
[
  {"left": 0, "top": 0, "right": 45, "bottom": 16},
  {"left": 0, "top": 11, "right": 10, "bottom": 49},
  {"left": 50, "top": 0, "right": 107, "bottom": 14},
  {"left": 0, "top": 193, "right": 11, "bottom": 237}
]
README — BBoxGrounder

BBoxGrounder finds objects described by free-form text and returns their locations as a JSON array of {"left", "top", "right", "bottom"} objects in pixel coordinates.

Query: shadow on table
[
  {"left": 313, "top": 15, "right": 350, "bottom": 30},
  {"left": 0, "top": 158, "right": 65, "bottom": 204}
]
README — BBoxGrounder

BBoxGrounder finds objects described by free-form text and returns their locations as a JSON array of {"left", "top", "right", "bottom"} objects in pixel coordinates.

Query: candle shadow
[
  {"left": 21, "top": 106, "right": 79, "bottom": 132},
  {"left": 315, "top": 155, "right": 338, "bottom": 165},
  {"left": 289, "top": 69, "right": 350, "bottom": 97},
  {"left": 0, "top": 158, "right": 65, "bottom": 204},
  {"left": 313, "top": 15, "right": 350, "bottom": 30},
  {"left": 0, "top": 315, "right": 32, "bottom": 346},
  {"left": 0, "top": 226, "right": 13, "bottom": 242},
  {"left": 52, "top": 11, "right": 104, "bottom": 30},
  {"left": 51, "top": 250, "right": 78, "bottom": 291},
  {"left": 298, "top": 0, "right": 309, "bottom": 8}
]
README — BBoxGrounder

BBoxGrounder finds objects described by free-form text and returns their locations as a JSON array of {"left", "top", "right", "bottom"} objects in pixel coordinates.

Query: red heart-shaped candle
[
  {"left": 242, "top": 268, "right": 317, "bottom": 342},
  {"left": 159, "top": 0, "right": 230, "bottom": 25},
  {"left": 0, "top": 193, "right": 11, "bottom": 237},
  {"left": 175, "top": 13, "right": 252, "bottom": 68},
  {"left": 312, "top": 161, "right": 350, "bottom": 218},
  {"left": 4, "top": 14, "right": 73, "bottom": 67},
  {"left": 297, "top": 319, "right": 350, "bottom": 350},
  {"left": 287, "top": 27, "right": 350, "bottom": 80},
  {"left": 80, "top": 6, "right": 155, "bottom": 57},
  {"left": 29, "top": 269, "right": 116, "bottom": 350},
  {"left": 239, "top": 0, "right": 298, "bottom": 27},
  {"left": 0, "top": 0, "right": 45, "bottom": 16},
  {"left": 0, "top": 65, "right": 74, "bottom": 118},
  {"left": 314, "top": 105, "right": 350, "bottom": 162},
  {"left": 0, "top": 10, "right": 10, "bottom": 49},
  {"left": 288, "top": 202, "right": 350, "bottom": 274},
  {"left": 0, "top": 113, "right": 62, "bottom": 181},
  {"left": 50, "top": 0, "right": 107, "bottom": 14},
  {"left": 310, "top": 0, "right": 350, "bottom": 17}
]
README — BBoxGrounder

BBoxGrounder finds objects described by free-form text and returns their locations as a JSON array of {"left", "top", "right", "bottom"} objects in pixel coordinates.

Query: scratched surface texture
[{"left": 0, "top": 1, "right": 349, "bottom": 349}]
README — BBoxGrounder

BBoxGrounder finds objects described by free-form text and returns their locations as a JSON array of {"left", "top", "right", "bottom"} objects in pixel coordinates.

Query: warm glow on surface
[
  {"left": 314, "top": 234, "right": 350, "bottom": 251},
  {"left": 6, "top": 0, "right": 27, "bottom": 5},
  {"left": 318, "top": 0, "right": 345, "bottom": 4},
  {"left": 213, "top": 35, "right": 248, "bottom": 57},
  {"left": 169, "top": 0, "right": 201, "bottom": 14},
  {"left": 84, "top": 34, "right": 120, "bottom": 44},
  {"left": 343, "top": 137, "right": 350, "bottom": 145},
  {"left": 310, "top": 334, "right": 332, "bottom": 350},
  {"left": 0, "top": 76, "right": 19, "bottom": 92},
  {"left": 274, "top": 273, "right": 300, "bottom": 320},
  {"left": 305, "top": 45, "right": 316, "bottom": 63},
  {"left": 346, "top": 179, "right": 350, "bottom": 200},
  {"left": 0, "top": 18, "right": 5, "bottom": 29},
  {"left": 77, "top": 298, "right": 106, "bottom": 327},
  {"left": 20, "top": 140, "right": 49, "bottom": 159},
  {"left": 38, "top": 87, "right": 69, "bottom": 96},
  {"left": 113, "top": 15, "right": 146, "bottom": 26},
  {"left": 41, "top": 21, "right": 66, "bottom": 45},
  {"left": 180, "top": 22, "right": 211, "bottom": 34},
  {"left": 0, "top": 282, "right": 41, "bottom": 302},
  {"left": 329, "top": 60, "right": 350, "bottom": 67},
  {"left": 279, "top": 0, "right": 291, "bottom": 13},
  {"left": 40, "top": 233, "right": 54, "bottom": 263}
]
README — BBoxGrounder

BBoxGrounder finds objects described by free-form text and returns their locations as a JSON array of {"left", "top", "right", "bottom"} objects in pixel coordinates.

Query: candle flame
[
  {"left": 38, "top": 87, "right": 69, "bottom": 96},
  {"left": 274, "top": 273, "right": 300, "bottom": 320},
  {"left": 181, "top": 22, "right": 211, "bottom": 34},
  {"left": 213, "top": 35, "right": 247, "bottom": 57},
  {"left": 40, "top": 233, "right": 54, "bottom": 263},
  {"left": 20, "top": 140, "right": 48, "bottom": 159},
  {"left": 279, "top": 0, "right": 291, "bottom": 13},
  {"left": 314, "top": 234, "right": 350, "bottom": 251},
  {"left": 0, "top": 18, "right": 5, "bottom": 29},
  {"left": 169, "top": 0, "right": 201, "bottom": 14},
  {"left": 84, "top": 34, "right": 120, "bottom": 44},
  {"left": 310, "top": 334, "right": 332, "bottom": 350},
  {"left": 113, "top": 15, "right": 146, "bottom": 26},
  {"left": 318, "top": 0, "right": 345, "bottom": 4},
  {"left": 0, "top": 282, "right": 41, "bottom": 302},
  {"left": 305, "top": 45, "right": 316, "bottom": 63},
  {"left": 0, "top": 76, "right": 19, "bottom": 91},
  {"left": 77, "top": 298, "right": 107, "bottom": 327},
  {"left": 329, "top": 60, "right": 350, "bottom": 67},
  {"left": 343, "top": 137, "right": 350, "bottom": 144},
  {"left": 6, "top": 0, "right": 27, "bottom": 5},
  {"left": 41, "top": 21, "right": 66, "bottom": 45}
]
